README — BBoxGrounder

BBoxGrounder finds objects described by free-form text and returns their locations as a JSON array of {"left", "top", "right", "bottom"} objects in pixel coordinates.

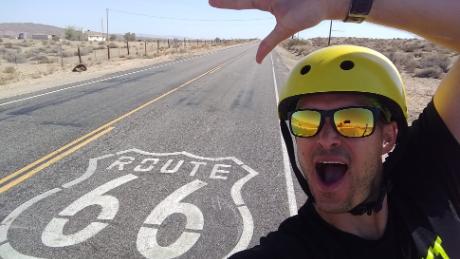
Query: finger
[
  {"left": 256, "top": 24, "right": 292, "bottom": 63},
  {"left": 209, "top": 0, "right": 266, "bottom": 11}
]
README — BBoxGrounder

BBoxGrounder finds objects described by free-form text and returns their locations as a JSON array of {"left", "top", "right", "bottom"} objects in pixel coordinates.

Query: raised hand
[{"left": 209, "top": 0, "right": 347, "bottom": 63}]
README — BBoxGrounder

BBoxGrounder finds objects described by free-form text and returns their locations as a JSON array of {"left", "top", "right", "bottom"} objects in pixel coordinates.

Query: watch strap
[{"left": 344, "top": 0, "right": 374, "bottom": 23}]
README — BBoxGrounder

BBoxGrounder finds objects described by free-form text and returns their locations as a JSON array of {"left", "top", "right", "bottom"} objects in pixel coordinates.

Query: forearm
[{"left": 366, "top": 0, "right": 460, "bottom": 52}]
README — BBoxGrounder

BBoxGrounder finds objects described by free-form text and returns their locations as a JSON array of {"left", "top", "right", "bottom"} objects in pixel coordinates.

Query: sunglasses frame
[{"left": 289, "top": 106, "right": 385, "bottom": 138}]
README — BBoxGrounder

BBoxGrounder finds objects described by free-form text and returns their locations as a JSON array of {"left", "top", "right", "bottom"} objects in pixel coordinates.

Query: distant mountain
[{"left": 0, "top": 23, "right": 64, "bottom": 37}]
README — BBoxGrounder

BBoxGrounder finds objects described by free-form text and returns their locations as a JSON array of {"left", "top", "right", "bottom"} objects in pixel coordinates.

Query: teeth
[{"left": 319, "top": 161, "right": 345, "bottom": 165}]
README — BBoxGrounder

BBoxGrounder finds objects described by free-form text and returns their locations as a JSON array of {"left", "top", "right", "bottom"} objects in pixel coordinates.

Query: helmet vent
[
  {"left": 340, "top": 60, "right": 354, "bottom": 70},
  {"left": 300, "top": 65, "right": 311, "bottom": 75}
]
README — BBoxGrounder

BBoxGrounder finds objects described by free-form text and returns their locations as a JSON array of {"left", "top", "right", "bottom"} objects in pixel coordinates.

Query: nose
[{"left": 317, "top": 118, "right": 342, "bottom": 149}]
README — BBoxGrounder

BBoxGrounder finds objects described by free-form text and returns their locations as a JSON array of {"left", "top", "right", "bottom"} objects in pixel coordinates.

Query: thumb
[{"left": 256, "top": 24, "right": 292, "bottom": 63}]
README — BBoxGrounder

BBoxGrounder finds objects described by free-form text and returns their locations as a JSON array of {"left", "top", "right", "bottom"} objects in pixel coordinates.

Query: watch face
[{"left": 353, "top": 0, "right": 374, "bottom": 15}]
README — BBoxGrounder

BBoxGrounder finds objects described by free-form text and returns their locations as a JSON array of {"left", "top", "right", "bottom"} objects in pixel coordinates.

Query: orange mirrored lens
[
  {"left": 291, "top": 110, "right": 321, "bottom": 137},
  {"left": 334, "top": 108, "right": 374, "bottom": 137}
]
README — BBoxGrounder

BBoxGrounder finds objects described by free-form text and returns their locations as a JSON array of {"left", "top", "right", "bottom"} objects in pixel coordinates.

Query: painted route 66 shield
[{"left": 0, "top": 148, "right": 259, "bottom": 258}]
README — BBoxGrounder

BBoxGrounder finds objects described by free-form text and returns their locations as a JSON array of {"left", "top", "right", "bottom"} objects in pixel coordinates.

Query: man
[{"left": 210, "top": 0, "right": 460, "bottom": 258}]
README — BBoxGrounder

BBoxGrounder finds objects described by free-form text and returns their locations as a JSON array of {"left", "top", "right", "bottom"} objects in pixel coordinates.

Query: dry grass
[
  {"left": 3, "top": 66, "right": 16, "bottom": 73},
  {"left": 0, "top": 37, "right": 249, "bottom": 88},
  {"left": 0, "top": 38, "right": 248, "bottom": 86},
  {"left": 282, "top": 37, "right": 458, "bottom": 79}
]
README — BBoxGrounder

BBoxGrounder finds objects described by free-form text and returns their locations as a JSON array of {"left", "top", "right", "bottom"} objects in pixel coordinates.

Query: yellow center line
[
  {"left": 0, "top": 61, "right": 229, "bottom": 193},
  {"left": 0, "top": 127, "right": 110, "bottom": 186},
  {"left": 0, "top": 127, "right": 114, "bottom": 193}
]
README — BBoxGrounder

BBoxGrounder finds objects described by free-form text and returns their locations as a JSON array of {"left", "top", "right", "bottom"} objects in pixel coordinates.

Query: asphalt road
[{"left": 0, "top": 43, "right": 306, "bottom": 258}]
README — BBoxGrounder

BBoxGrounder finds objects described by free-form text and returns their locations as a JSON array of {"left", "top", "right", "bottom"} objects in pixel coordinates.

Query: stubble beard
[{"left": 310, "top": 155, "right": 383, "bottom": 214}]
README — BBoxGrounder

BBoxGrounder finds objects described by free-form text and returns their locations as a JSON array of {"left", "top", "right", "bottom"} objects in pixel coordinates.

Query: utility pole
[
  {"left": 106, "top": 8, "right": 109, "bottom": 42},
  {"left": 328, "top": 20, "right": 333, "bottom": 46}
]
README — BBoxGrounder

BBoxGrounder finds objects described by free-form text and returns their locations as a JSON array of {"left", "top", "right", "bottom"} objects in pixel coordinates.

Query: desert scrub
[
  {"left": 30, "top": 55, "right": 55, "bottom": 64},
  {"left": 3, "top": 42, "right": 13, "bottom": 48},
  {"left": 414, "top": 67, "right": 443, "bottom": 79},
  {"left": 74, "top": 46, "right": 93, "bottom": 56},
  {"left": 3, "top": 66, "right": 16, "bottom": 73},
  {"left": 418, "top": 53, "right": 451, "bottom": 73},
  {"left": 17, "top": 40, "right": 33, "bottom": 47},
  {"left": 62, "top": 50, "right": 74, "bottom": 57},
  {"left": 4, "top": 52, "right": 27, "bottom": 64},
  {"left": 108, "top": 42, "right": 119, "bottom": 48}
]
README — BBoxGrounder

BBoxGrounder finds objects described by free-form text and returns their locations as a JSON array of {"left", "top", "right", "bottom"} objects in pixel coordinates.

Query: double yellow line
[{"left": 0, "top": 62, "right": 225, "bottom": 194}]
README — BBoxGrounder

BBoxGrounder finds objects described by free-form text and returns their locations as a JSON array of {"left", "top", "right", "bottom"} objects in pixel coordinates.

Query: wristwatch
[{"left": 343, "top": 0, "right": 374, "bottom": 23}]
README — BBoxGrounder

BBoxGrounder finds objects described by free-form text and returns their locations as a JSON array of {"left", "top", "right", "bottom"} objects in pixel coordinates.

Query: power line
[{"left": 109, "top": 8, "right": 273, "bottom": 22}]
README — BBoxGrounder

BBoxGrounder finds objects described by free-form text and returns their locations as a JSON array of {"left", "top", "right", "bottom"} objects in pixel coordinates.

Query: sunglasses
[{"left": 289, "top": 106, "right": 385, "bottom": 138}]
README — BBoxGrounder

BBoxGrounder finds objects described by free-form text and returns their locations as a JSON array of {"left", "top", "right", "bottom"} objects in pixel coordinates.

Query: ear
[{"left": 381, "top": 121, "right": 398, "bottom": 155}]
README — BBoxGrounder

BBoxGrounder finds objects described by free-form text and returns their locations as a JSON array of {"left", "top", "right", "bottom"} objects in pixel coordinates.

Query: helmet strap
[
  {"left": 280, "top": 120, "right": 314, "bottom": 199},
  {"left": 348, "top": 177, "right": 391, "bottom": 215}
]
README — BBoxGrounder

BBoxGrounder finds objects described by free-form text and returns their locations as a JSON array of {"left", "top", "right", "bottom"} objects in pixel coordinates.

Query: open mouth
[{"left": 315, "top": 162, "right": 348, "bottom": 187}]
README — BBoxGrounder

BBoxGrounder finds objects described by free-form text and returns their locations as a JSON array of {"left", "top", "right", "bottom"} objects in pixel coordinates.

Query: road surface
[{"left": 0, "top": 43, "right": 306, "bottom": 258}]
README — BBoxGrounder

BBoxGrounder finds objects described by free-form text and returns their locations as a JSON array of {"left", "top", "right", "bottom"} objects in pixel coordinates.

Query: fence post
[
  {"left": 126, "top": 40, "right": 130, "bottom": 56},
  {"left": 157, "top": 40, "right": 160, "bottom": 53},
  {"left": 144, "top": 41, "right": 147, "bottom": 56},
  {"left": 183, "top": 38, "right": 186, "bottom": 48},
  {"left": 77, "top": 46, "right": 82, "bottom": 64},
  {"left": 107, "top": 45, "right": 110, "bottom": 60},
  {"left": 60, "top": 44, "right": 64, "bottom": 69},
  {"left": 167, "top": 39, "right": 170, "bottom": 48}
]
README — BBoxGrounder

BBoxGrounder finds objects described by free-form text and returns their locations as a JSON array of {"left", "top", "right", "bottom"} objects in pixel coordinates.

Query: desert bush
[
  {"left": 124, "top": 32, "right": 136, "bottom": 41},
  {"left": 30, "top": 55, "right": 54, "bottom": 64},
  {"left": 41, "top": 40, "right": 49, "bottom": 46},
  {"left": 284, "top": 39, "right": 308, "bottom": 49},
  {"left": 384, "top": 52, "right": 416, "bottom": 72},
  {"left": 418, "top": 53, "right": 450, "bottom": 72},
  {"left": 0, "top": 73, "right": 18, "bottom": 85},
  {"left": 98, "top": 41, "right": 106, "bottom": 46},
  {"left": 74, "top": 47, "right": 93, "bottom": 56},
  {"left": 64, "top": 26, "right": 84, "bottom": 41},
  {"left": 62, "top": 51, "right": 74, "bottom": 57},
  {"left": 17, "top": 40, "right": 32, "bottom": 47},
  {"left": 108, "top": 42, "right": 119, "bottom": 48},
  {"left": 0, "top": 38, "right": 3, "bottom": 43},
  {"left": 401, "top": 40, "right": 423, "bottom": 52},
  {"left": 46, "top": 47, "right": 59, "bottom": 54},
  {"left": 24, "top": 50, "right": 35, "bottom": 59},
  {"left": 404, "top": 59, "right": 418, "bottom": 74},
  {"left": 4, "top": 52, "right": 27, "bottom": 63},
  {"left": 3, "top": 42, "right": 13, "bottom": 48},
  {"left": 31, "top": 72, "right": 42, "bottom": 79},
  {"left": 93, "top": 45, "right": 105, "bottom": 50},
  {"left": 3, "top": 66, "right": 16, "bottom": 73},
  {"left": 414, "top": 66, "right": 442, "bottom": 79},
  {"left": 61, "top": 40, "right": 71, "bottom": 46}
]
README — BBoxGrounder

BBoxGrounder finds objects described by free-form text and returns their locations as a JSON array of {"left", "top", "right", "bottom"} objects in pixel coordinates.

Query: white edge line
[
  {"left": 0, "top": 52, "right": 211, "bottom": 107},
  {"left": 270, "top": 54, "right": 298, "bottom": 216}
]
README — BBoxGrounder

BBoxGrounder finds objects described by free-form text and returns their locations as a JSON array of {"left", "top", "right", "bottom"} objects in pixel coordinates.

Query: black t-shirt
[{"left": 231, "top": 101, "right": 460, "bottom": 259}]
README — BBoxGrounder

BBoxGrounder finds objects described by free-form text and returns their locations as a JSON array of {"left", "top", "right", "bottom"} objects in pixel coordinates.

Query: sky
[{"left": 0, "top": 0, "right": 417, "bottom": 40}]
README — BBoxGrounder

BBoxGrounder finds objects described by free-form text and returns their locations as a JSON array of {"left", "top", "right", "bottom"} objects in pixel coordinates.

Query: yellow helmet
[
  {"left": 278, "top": 45, "right": 408, "bottom": 129},
  {"left": 277, "top": 45, "right": 409, "bottom": 215}
]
